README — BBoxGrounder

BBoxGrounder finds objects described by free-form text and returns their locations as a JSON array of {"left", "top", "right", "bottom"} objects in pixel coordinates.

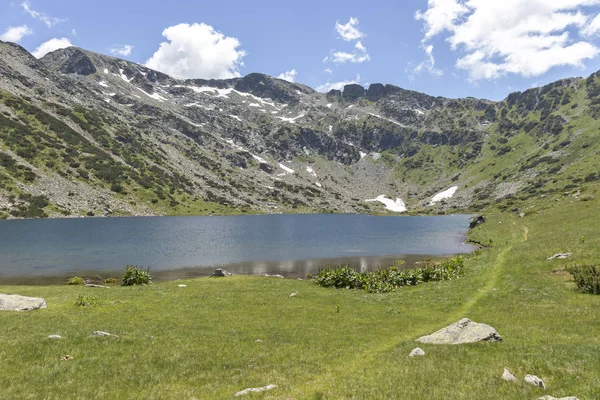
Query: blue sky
[{"left": 3, "top": 0, "right": 600, "bottom": 100}]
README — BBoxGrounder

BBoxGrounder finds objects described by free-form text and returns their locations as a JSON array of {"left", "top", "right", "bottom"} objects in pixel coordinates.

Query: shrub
[
  {"left": 314, "top": 256, "right": 465, "bottom": 294},
  {"left": 75, "top": 294, "right": 101, "bottom": 307},
  {"left": 122, "top": 265, "right": 152, "bottom": 286},
  {"left": 104, "top": 277, "right": 118, "bottom": 285},
  {"left": 566, "top": 264, "right": 600, "bottom": 294},
  {"left": 67, "top": 276, "right": 84, "bottom": 285}
]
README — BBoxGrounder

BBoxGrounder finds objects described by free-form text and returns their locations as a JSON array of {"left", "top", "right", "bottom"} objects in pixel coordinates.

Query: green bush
[
  {"left": 314, "top": 256, "right": 465, "bottom": 293},
  {"left": 67, "top": 276, "right": 85, "bottom": 285},
  {"left": 75, "top": 294, "right": 101, "bottom": 307},
  {"left": 122, "top": 265, "right": 152, "bottom": 286},
  {"left": 566, "top": 264, "right": 600, "bottom": 294}
]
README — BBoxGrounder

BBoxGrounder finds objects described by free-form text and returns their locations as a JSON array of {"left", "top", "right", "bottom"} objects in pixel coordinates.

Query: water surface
[{"left": 0, "top": 214, "right": 475, "bottom": 283}]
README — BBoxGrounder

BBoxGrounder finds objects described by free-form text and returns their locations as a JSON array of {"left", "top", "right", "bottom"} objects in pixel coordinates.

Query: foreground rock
[
  {"left": 211, "top": 268, "right": 232, "bottom": 277},
  {"left": 502, "top": 367, "right": 517, "bottom": 382},
  {"left": 525, "top": 374, "right": 546, "bottom": 389},
  {"left": 234, "top": 384, "right": 277, "bottom": 396},
  {"left": 409, "top": 347, "right": 425, "bottom": 357},
  {"left": 538, "top": 396, "right": 578, "bottom": 400},
  {"left": 416, "top": 318, "right": 502, "bottom": 345},
  {"left": 0, "top": 294, "right": 47, "bottom": 311},
  {"left": 85, "top": 284, "right": 110, "bottom": 288}
]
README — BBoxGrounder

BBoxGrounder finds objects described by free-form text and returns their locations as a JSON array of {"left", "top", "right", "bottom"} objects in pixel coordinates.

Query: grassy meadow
[{"left": 0, "top": 184, "right": 599, "bottom": 399}]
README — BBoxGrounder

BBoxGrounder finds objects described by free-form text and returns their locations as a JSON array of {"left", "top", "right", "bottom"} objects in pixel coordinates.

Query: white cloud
[
  {"left": 109, "top": 44, "right": 134, "bottom": 57},
  {"left": 335, "top": 17, "right": 365, "bottom": 41},
  {"left": 323, "top": 68, "right": 333, "bottom": 74},
  {"left": 71, "top": 28, "right": 76, "bottom": 37},
  {"left": 411, "top": 44, "right": 442, "bottom": 78},
  {"left": 145, "top": 22, "right": 246, "bottom": 79},
  {"left": 316, "top": 74, "right": 362, "bottom": 92},
  {"left": 0, "top": 25, "right": 33, "bottom": 43},
  {"left": 331, "top": 40, "right": 371, "bottom": 64},
  {"left": 32, "top": 37, "right": 72, "bottom": 58},
  {"left": 415, "top": 0, "right": 600, "bottom": 80},
  {"left": 277, "top": 69, "right": 297, "bottom": 82},
  {"left": 582, "top": 12, "right": 600, "bottom": 36},
  {"left": 21, "top": 1, "right": 67, "bottom": 28}
]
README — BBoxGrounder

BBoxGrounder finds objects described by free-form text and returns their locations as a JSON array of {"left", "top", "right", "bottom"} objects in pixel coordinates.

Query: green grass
[{"left": 0, "top": 186, "right": 599, "bottom": 399}]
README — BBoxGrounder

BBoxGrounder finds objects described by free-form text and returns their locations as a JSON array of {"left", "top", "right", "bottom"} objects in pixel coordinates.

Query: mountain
[{"left": 0, "top": 40, "right": 599, "bottom": 219}]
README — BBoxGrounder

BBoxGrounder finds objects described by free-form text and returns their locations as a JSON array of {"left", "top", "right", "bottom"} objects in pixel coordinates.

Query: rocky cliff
[{"left": 0, "top": 40, "right": 598, "bottom": 218}]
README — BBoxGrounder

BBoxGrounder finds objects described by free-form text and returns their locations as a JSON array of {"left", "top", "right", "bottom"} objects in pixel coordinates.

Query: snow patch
[
  {"left": 279, "top": 163, "right": 295, "bottom": 174},
  {"left": 326, "top": 103, "right": 332, "bottom": 108},
  {"left": 368, "top": 113, "right": 405, "bottom": 127},
  {"left": 306, "top": 166, "right": 317, "bottom": 177},
  {"left": 328, "top": 125, "right": 333, "bottom": 133},
  {"left": 315, "top": 182, "right": 322, "bottom": 188},
  {"left": 365, "top": 195, "right": 407, "bottom": 213},
  {"left": 118, "top": 69, "right": 133, "bottom": 83},
  {"left": 277, "top": 114, "right": 305, "bottom": 124},
  {"left": 136, "top": 88, "right": 166, "bottom": 102},
  {"left": 228, "top": 115, "right": 242, "bottom": 122},
  {"left": 98, "top": 81, "right": 109, "bottom": 88},
  {"left": 103, "top": 68, "right": 108, "bottom": 74},
  {"left": 429, "top": 186, "right": 458, "bottom": 205},
  {"left": 248, "top": 103, "right": 261, "bottom": 108},
  {"left": 359, "top": 151, "right": 367, "bottom": 159}
]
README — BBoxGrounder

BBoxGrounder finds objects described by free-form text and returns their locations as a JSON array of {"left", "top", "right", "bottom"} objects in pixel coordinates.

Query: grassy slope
[{"left": 0, "top": 184, "right": 599, "bottom": 399}]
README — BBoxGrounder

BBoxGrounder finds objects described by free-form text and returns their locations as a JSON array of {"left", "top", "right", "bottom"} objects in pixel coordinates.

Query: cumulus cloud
[
  {"left": 109, "top": 44, "right": 134, "bottom": 57},
  {"left": 331, "top": 41, "right": 371, "bottom": 64},
  {"left": 277, "top": 69, "right": 297, "bottom": 82},
  {"left": 21, "top": 1, "right": 66, "bottom": 28},
  {"left": 415, "top": 0, "right": 600, "bottom": 81},
  {"left": 0, "top": 25, "right": 33, "bottom": 43},
  {"left": 145, "top": 23, "right": 246, "bottom": 79},
  {"left": 335, "top": 17, "right": 365, "bottom": 41},
  {"left": 32, "top": 37, "right": 72, "bottom": 58},
  {"left": 316, "top": 74, "right": 363, "bottom": 92}
]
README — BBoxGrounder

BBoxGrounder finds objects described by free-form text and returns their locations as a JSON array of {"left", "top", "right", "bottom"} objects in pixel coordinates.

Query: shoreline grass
[{"left": 0, "top": 186, "right": 599, "bottom": 399}]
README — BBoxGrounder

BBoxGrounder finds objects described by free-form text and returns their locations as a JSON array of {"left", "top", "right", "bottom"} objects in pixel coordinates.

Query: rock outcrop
[
  {"left": 0, "top": 294, "right": 47, "bottom": 311},
  {"left": 416, "top": 318, "right": 502, "bottom": 345}
]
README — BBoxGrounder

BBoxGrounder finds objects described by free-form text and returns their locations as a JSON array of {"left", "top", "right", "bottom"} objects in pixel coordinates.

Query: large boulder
[
  {"left": 0, "top": 294, "right": 47, "bottom": 311},
  {"left": 416, "top": 318, "right": 502, "bottom": 345},
  {"left": 469, "top": 215, "right": 487, "bottom": 229}
]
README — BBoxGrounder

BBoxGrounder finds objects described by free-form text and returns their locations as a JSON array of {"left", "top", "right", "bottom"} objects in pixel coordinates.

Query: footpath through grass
[{"left": 0, "top": 186, "right": 599, "bottom": 399}]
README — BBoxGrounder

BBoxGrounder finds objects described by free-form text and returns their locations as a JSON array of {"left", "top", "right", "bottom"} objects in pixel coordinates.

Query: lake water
[{"left": 0, "top": 214, "right": 475, "bottom": 284}]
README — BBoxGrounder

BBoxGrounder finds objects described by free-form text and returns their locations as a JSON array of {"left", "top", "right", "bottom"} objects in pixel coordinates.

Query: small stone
[
  {"left": 211, "top": 268, "right": 232, "bottom": 277},
  {"left": 91, "top": 331, "right": 118, "bottom": 338},
  {"left": 59, "top": 355, "right": 73, "bottom": 361},
  {"left": 48, "top": 334, "right": 62, "bottom": 340},
  {"left": 519, "top": 212, "right": 525, "bottom": 218},
  {"left": 255, "top": 339, "right": 263, "bottom": 343},
  {"left": 178, "top": 284, "right": 187, "bottom": 287},
  {"left": 547, "top": 253, "right": 572, "bottom": 260},
  {"left": 290, "top": 292, "right": 297, "bottom": 297},
  {"left": 502, "top": 367, "right": 517, "bottom": 382},
  {"left": 537, "top": 396, "right": 578, "bottom": 400},
  {"left": 264, "top": 274, "right": 284, "bottom": 278},
  {"left": 85, "top": 284, "right": 110, "bottom": 288},
  {"left": 234, "top": 384, "right": 277, "bottom": 396},
  {"left": 525, "top": 374, "right": 546, "bottom": 389},
  {"left": 409, "top": 347, "right": 425, "bottom": 357}
]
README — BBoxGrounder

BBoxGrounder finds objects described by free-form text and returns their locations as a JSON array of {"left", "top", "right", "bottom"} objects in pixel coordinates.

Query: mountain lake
[{"left": 0, "top": 214, "right": 476, "bottom": 284}]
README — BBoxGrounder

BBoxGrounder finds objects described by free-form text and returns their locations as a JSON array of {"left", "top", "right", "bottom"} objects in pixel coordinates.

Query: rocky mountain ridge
[{"left": 0, "top": 40, "right": 598, "bottom": 218}]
